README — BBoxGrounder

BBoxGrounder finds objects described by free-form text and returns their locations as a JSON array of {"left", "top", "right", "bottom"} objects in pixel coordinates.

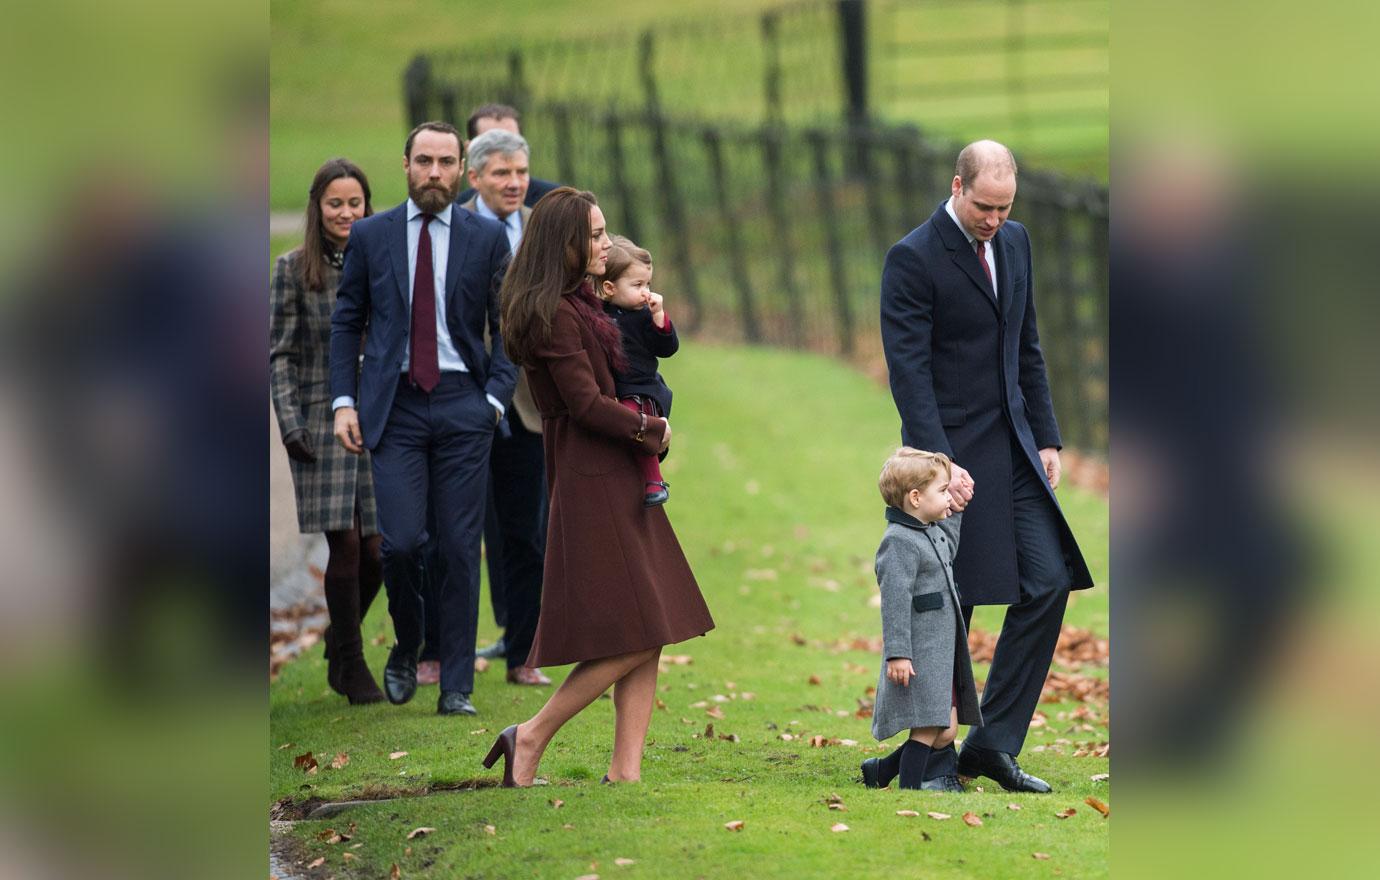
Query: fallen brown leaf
[
  {"left": 390, "top": 863, "right": 401, "bottom": 879},
  {"left": 791, "top": 633, "right": 807, "bottom": 645},
  {"left": 706, "top": 706, "right": 726, "bottom": 720},
  {"left": 962, "top": 812, "right": 983, "bottom": 827},
  {"left": 724, "top": 820, "right": 745, "bottom": 831},
  {"left": 896, "top": 810, "right": 920, "bottom": 817},
  {"left": 406, "top": 827, "right": 436, "bottom": 840},
  {"left": 927, "top": 812, "right": 951, "bottom": 820},
  {"left": 330, "top": 752, "right": 349, "bottom": 770},
  {"left": 808, "top": 674, "right": 822, "bottom": 685},
  {"left": 484, "top": 824, "right": 496, "bottom": 835},
  {"left": 1090, "top": 773, "right": 1110, "bottom": 782},
  {"left": 656, "top": 699, "right": 667, "bottom": 710},
  {"left": 1007, "top": 803, "right": 1022, "bottom": 811},
  {"left": 278, "top": 742, "right": 294, "bottom": 750},
  {"left": 343, "top": 852, "right": 356, "bottom": 862},
  {"left": 1055, "top": 808, "right": 1077, "bottom": 819},
  {"left": 575, "top": 875, "right": 599, "bottom": 880},
  {"left": 293, "top": 752, "right": 318, "bottom": 773},
  {"left": 830, "top": 822, "right": 849, "bottom": 832},
  {"left": 474, "top": 657, "right": 489, "bottom": 672},
  {"left": 828, "top": 803, "right": 846, "bottom": 811},
  {"left": 550, "top": 799, "right": 565, "bottom": 808},
  {"left": 1085, "top": 796, "right": 1110, "bottom": 818},
  {"left": 614, "top": 858, "right": 636, "bottom": 866},
  {"left": 389, "top": 750, "right": 408, "bottom": 760},
  {"left": 1033, "top": 852, "right": 1051, "bottom": 860},
  {"left": 306, "top": 857, "right": 325, "bottom": 869}
]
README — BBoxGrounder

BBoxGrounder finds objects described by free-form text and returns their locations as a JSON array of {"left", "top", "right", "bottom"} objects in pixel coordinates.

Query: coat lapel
[
  {"left": 444, "top": 205, "right": 472, "bottom": 311},
  {"left": 931, "top": 203, "right": 998, "bottom": 316},
  {"left": 997, "top": 230, "right": 1020, "bottom": 323},
  {"left": 387, "top": 205, "right": 410, "bottom": 312}
]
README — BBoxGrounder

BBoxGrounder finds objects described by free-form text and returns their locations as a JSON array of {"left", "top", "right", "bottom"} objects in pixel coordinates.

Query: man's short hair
[
  {"left": 466, "top": 103, "right": 521, "bottom": 139},
  {"left": 878, "top": 447, "right": 952, "bottom": 508},
  {"left": 404, "top": 120, "right": 462, "bottom": 160},
  {"left": 466, "top": 128, "right": 530, "bottom": 174}
]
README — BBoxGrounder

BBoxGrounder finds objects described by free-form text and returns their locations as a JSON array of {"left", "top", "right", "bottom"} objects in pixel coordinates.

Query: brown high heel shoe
[{"left": 482, "top": 724, "right": 520, "bottom": 787}]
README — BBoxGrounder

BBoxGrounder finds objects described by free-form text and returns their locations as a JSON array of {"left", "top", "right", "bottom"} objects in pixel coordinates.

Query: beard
[{"left": 408, "top": 177, "right": 458, "bottom": 214}]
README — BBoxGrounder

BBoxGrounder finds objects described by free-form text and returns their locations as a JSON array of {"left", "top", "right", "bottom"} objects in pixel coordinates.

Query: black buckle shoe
[
  {"left": 437, "top": 690, "right": 477, "bottom": 716},
  {"left": 957, "top": 745, "right": 1052, "bottom": 793},
  {"left": 382, "top": 645, "right": 418, "bottom": 705},
  {"left": 920, "top": 774, "right": 966, "bottom": 792},
  {"left": 643, "top": 481, "right": 669, "bottom": 507},
  {"left": 860, "top": 757, "right": 882, "bottom": 788},
  {"left": 476, "top": 636, "right": 507, "bottom": 660}
]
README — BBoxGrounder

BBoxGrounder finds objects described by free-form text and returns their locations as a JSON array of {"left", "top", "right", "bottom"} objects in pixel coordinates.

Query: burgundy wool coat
[{"left": 523, "top": 294, "right": 714, "bottom": 667}]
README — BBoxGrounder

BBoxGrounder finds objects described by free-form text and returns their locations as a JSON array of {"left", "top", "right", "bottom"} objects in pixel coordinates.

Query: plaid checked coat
[{"left": 270, "top": 249, "right": 378, "bottom": 534}]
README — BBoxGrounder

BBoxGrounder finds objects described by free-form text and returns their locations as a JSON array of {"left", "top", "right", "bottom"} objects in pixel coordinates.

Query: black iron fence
[{"left": 403, "top": 0, "right": 1107, "bottom": 453}]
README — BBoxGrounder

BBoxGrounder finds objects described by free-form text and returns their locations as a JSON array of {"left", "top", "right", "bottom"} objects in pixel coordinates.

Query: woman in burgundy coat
[{"left": 483, "top": 188, "right": 714, "bottom": 787}]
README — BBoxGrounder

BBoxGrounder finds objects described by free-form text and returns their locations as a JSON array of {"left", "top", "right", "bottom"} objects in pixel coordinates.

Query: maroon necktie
[
  {"left": 975, "top": 239, "right": 995, "bottom": 297},
  {"left": 410, "top": 213, "right": 440, "bottom": 392}
]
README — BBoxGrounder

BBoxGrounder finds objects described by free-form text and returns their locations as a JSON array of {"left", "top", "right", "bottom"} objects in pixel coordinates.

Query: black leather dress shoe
[
  {"left": 920, "top": 774, "right": 966, "bottom": 792},
  {"left": 382, "top": 645, "right": 418, "bottom": 705},
  {"left": 957, "top": 744, "right": 1052, "bottom": 793},
  {"left": 860, "top": 757, "right": 882, "bottom": 788},
  {"left": 476, "top": 636, "right": 507, "bottom": 660},
  {"left": 437, "top": 690, "right": 477, "bottom": 716}
]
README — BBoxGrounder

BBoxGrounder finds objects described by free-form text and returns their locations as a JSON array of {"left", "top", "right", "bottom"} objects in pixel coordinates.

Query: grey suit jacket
[
  {"left": 871, "top": 507, "right": 982, "bottom": 740},
  {"left": 461, "top": 195, "right": 541, "bottom": 434}
]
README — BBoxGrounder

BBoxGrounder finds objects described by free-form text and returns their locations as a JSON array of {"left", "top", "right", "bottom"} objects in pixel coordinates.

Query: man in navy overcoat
[
  {"left": 880, "top": 140, "right": 1094, "bottom": 792},
  {"left": 330, "top": 121, "right": 517, "bottom": 716}
]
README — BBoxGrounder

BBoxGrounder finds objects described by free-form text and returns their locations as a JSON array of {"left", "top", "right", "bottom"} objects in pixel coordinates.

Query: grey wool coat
[
  {"left": 269, "top": 249, "right": 378, "bottom": 535},
  {"left": 871, "top": 507, "right": 982, "bottom": 741}
]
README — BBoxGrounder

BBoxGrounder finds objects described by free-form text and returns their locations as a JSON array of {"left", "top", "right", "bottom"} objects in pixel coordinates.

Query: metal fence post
[
  {"left": 704, "top": 128, "right": 761, "bottom": 343},
  {"left": 808, "top": 129, "right": 855, "bottom": 356},
  {"left": 838, "top": 0, "right": 868, "bottom": 127},
  {"left": 403, "top": 54, "right": 432, "bottom": 126},
  {"left": 605, "top": 109, "right": 642, "bottom": 243},
  {"left": 761, "top": 127, "right": 805, "bottom": 345}
]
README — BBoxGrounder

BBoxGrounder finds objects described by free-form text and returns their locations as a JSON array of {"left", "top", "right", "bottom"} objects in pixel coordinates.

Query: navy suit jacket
[
  {"left": 880, "top": 201, "right": 1092, "bottom": 604},
  {"left": 329, "top": 202, "right": 518, "bottom": 450}
]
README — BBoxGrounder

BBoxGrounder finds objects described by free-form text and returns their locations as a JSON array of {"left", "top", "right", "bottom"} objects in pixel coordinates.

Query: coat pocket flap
[
  {"left": 938, "top": 405, "right": 966, "bottom": 427},
  {"left": 912, "top": 591, "right": 945, "bottom": 613}
]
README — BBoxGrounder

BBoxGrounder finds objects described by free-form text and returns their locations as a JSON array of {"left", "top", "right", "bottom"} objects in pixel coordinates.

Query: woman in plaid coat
[{"left": 270, "top": 158, "right": 385, "bottom": 704}]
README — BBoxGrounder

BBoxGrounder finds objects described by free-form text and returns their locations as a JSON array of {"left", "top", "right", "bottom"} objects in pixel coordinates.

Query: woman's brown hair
[
  {"left": 501, "top": 186, "right": 618, "bottom": 368},
  {"left": 297, "top": 158, "right": 373, "bottom": 291}
]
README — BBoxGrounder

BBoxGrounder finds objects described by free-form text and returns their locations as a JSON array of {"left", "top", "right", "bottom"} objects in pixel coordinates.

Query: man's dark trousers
[
  {"left": 487, "top": 415, "right": 547, "bottom": 669},
  {"left": 372, "top": 373, "right": 493, "bottom": 695},
  {"left": 961, "top": 433, "right": 1071, "bottom": 757}
]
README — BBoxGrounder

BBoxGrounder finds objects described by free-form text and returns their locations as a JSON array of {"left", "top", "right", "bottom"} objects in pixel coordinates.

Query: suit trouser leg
[
  {"left": 962, "top": 439, "right": 1072, "bottom": 757},
  {"left": 428, "top": 378, "right": 494, "bottom": 695},
  {"left": 417, "top": 507, "right": 443, "bottom": 663},
  {"left": 369, "top": 386, "right": 433, "bottom": 656},
  {"left": 490, "top": 418, "right": 547, "bottom": 669},
  {"left": 483, "top": 481, "right": 508, "bottom": 628}
]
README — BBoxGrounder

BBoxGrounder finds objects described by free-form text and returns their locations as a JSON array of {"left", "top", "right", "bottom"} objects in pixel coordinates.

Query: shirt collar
[
  {"left": 884, "top": 506, "right": 932, "bottom": 530},
  {"left": 407, "top": 198, "right": 451, "bottom": 226},
  {"left": 474, "top": 195, "right": 520, "bottom": 230},
  {"left": 944, "top": 197, "right": 977, "bottom": 246}
]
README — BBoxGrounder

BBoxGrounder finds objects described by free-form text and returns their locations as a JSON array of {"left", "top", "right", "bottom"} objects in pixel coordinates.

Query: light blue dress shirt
[{"left": 471, "top": 194, "right": 524, "bottom": 253}]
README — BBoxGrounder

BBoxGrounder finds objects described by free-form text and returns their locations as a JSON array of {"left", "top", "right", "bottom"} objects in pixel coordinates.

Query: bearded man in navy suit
[
  {"left": 880, "top": 140, "right": 1094, "bottom": 792},
  {"left": 330, "top": 120, "right": 516, "bottom": 716}
]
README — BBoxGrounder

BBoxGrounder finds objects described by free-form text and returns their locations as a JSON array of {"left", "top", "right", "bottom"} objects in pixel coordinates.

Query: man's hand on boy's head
[
  {"left": 886, "top": 658, "right": 915, "bottom": 687},
  {"left": 947, "top": 463, "right": 975, "bottom": 512}
]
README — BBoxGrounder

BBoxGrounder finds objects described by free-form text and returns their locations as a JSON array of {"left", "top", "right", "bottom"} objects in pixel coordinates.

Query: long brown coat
[{"left": 523, "top": 295, "right": 714, "bottom": 667}]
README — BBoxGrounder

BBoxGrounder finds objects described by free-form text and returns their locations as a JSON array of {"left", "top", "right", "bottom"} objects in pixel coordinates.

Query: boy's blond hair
[{"left": 878, "top": 447, "right": 952, "bottom": 508}]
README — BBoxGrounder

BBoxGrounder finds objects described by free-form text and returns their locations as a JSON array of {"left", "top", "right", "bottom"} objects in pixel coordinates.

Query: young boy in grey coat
[{"left": 861, "top": 448, "right": 983, "bottom": 792}]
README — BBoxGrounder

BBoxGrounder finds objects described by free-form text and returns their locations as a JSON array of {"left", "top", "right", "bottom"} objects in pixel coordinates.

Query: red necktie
[
  {"left": 410, "top": 213, "right": 440, "bottom": 392},
  {"left": 975, "top": 239, "right": 995, "bottom": 296}
]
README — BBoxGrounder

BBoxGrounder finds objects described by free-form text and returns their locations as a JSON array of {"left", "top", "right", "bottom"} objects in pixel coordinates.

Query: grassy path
[{"left": 270, "top": 343, "right": 1108, "bottom": 878}]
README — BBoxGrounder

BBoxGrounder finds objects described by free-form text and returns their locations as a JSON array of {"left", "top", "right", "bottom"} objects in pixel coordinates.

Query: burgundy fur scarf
[{"left": 564, "top": 280, "right": 629, "bottom": 374}]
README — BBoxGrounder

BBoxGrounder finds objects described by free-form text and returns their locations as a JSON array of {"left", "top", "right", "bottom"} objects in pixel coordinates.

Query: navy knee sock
[{"left": 897, "top": 740, "right": 934, "bottom": 790}]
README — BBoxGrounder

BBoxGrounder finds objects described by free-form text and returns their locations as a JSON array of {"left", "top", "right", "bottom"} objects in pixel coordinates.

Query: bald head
[{"left": 955, "top": 140, "right": 1017, "bottom": 191}]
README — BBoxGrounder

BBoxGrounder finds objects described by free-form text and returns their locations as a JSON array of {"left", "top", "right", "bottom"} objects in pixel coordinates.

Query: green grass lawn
[{"left": 270, "top": 343, "right": 1109, "bottom": 878}]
